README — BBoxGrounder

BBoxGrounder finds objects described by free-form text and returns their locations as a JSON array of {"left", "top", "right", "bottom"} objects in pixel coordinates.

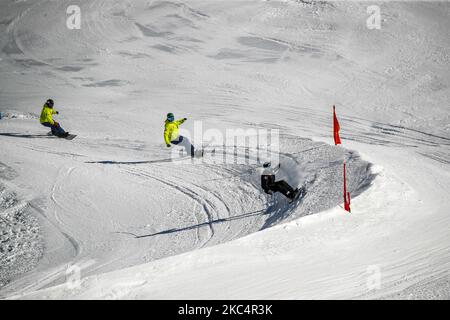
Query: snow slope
[{"left": 0, "top": 0, "right": 449, "bottom": 299}]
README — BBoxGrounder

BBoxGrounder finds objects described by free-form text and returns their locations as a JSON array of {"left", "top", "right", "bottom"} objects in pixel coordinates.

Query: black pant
[
  {"left": 261, "top": 175, "right": 296, "bottom": 199},
  {"left": 41, "top": 122, "right": 66, "bottom": 136}
]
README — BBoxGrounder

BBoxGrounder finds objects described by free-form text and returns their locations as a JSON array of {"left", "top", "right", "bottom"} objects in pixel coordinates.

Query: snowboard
[
  {"left": 193, "top": 145, "right": 215, "bottom": 158},
  {"left": 289, "top": 185, "right": 306, "bottom": 203},
  {"left": 47, "top": 131, "right": 76, "bottom": 140},
  {"left": 62, "top": 134, "right": 77, "bottom": 140}
]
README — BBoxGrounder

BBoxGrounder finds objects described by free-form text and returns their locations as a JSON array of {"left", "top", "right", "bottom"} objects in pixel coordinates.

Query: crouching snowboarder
[
  {"left": 40, "top": 99, "right": 69, "bottom": 138},
  {"left": 164, "top": 113, "right": 199, "bottom": 158},
  {"left": 258, "top": 162, "right": 301, "bottom": 203}
]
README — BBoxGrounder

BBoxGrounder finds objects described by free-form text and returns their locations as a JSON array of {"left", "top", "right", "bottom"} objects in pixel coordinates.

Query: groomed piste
[{"left": 0, "top": 0, "right": 449, "bottom": 299}]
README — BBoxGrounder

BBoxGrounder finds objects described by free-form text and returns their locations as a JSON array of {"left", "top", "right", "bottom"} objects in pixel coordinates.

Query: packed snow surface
[{"left": 0, "top": 0, "right": 449, "bottom": 299}]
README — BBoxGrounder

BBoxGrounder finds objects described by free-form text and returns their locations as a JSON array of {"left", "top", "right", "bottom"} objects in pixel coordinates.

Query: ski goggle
[{"left": 167, "top": 115, "right": 174, "bottom": 121}]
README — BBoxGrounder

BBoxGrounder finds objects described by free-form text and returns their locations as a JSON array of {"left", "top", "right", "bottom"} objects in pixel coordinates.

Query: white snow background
[{"left": 0, "top": 0, "right": 449, "bottom": 299}]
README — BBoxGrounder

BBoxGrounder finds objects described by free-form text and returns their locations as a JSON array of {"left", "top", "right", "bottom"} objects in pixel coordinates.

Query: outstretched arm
[{"left": 176, "top": 118, "right": 187, "bottom": 125}]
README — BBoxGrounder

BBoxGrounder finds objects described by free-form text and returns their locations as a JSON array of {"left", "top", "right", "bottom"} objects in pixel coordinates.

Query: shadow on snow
[
  {"left": 86, "top": 158, "right": 175, "bottom": 165},
  {"left": 0, "top": 133, "right": 53, "bottom": 139},
  {"left": 117, "top": 194, "right": 306, "bottom": 239}
]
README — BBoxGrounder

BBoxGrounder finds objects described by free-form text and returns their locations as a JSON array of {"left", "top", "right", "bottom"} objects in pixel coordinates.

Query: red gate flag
[
  {"left": 344, "top": 162, "right": 351, "bottom": 213},
  {"left": 333, "top": 105, "right": 342, "bottom": 145}
]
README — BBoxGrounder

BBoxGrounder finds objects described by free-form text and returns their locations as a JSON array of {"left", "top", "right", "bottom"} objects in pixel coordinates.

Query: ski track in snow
[
  {"left": 50, "top": 166, "right": 82, "bottom": 257},
  {"left": 0, "top": 127, "right": 373, "bottom": 296},
  {"left": 123, "top": 166, "right": 219, "bottom": 247}
]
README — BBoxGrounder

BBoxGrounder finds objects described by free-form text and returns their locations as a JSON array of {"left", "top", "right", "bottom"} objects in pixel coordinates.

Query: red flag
[
  {"left": 344, "top": 162, "right": 351, "bottom": 213},
  {"left": 333, "top": 105, "right": 342, "bottom": 145}
]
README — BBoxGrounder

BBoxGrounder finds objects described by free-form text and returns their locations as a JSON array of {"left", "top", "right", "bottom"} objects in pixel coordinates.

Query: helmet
[
  {"left": 46, "top": 99, "right": 54, "bottom": 107},
  {"left": 166, "top": 113, "right": 174, "bottom": 122},
  {"left": 263, "top": 162, "right": 271, "bottom": 168}
]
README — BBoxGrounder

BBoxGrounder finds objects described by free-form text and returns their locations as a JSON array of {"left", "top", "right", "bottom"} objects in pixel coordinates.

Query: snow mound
[{"left": 0, "top": 110, "right": 38, "bottom": 120}]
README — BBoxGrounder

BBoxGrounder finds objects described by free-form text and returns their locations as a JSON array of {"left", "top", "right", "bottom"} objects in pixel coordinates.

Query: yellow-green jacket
[
  {"left": 164, "top": 119, "right": 186, "bottom": 145},
  {"left": 40, "top": 104, "right": 58, "bottom": 125}
]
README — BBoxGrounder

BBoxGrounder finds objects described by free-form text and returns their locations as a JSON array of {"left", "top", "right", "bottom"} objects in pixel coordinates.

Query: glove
[
  {"left": 166, "top": 144, "right": 171, "bottom": 147},
  {"left": 56, "top": 111, "right": 59, "bottom": 115},
  {"left": 183, "top": 118, "right": 187, "bottom": 121},
  {"left": 54, "top": 121, "right": 59, "bottom": 126}
]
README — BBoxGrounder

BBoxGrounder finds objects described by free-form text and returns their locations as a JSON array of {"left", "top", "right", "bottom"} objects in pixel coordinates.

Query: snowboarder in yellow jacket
[
  {"left": 164, "top": 113, "right": 196, "bottom": 157},
  {"left": 40, "top": 99, "right": 68, "bottom": 137}
]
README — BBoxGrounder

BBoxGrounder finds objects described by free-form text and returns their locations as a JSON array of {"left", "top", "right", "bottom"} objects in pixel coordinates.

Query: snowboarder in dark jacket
[{"left": 258, "top": 162, "right": 300, "bottom": 202}]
